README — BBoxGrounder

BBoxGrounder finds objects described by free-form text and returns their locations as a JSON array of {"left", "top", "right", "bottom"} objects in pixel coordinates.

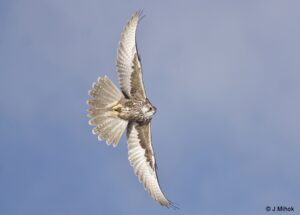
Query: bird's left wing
[
  {"left": 127, "top": 122, "right": 171, "bottom": 207},
  {"left": 116, "top": 11, "right": 146, "bottom": 100}
]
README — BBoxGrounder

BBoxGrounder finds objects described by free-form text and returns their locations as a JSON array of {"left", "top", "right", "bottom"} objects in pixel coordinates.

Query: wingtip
[
  {"left": 167, "top": 200, "right": 180, "bottom": 210},
  {"left": 135, "top": 9, "right": 143, "bottom": 17},
  {"left": 133, "top": 9, "right": 145, "bottom": 22}
]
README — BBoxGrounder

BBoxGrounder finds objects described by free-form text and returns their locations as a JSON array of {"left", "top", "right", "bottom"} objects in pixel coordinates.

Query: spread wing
[
  {"left": 127, "top": 122, "right": 171, "bottom": 207},
  {"left": 116, "top": 11, "right": 146, "bottom": 100}
]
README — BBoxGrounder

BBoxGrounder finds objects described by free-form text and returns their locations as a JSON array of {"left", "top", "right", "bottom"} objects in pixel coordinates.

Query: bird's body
[
  {"left": 87, "top": 11, "right": 174, "bottom": 208},
  {"left": 115, "top": 98, "right": 156, "bottom": 123}
]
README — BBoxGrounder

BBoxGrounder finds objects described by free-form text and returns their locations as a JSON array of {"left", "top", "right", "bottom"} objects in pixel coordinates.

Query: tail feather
[
  {"left": 88, "top": 76, "right": 124, "bottom": 107},
  {"left": 87, "top": 107, "right": 107, "bottom": 118},
  {"left": 87, "top": 76, "right": 128, "bottom": 147},
  {"left": 88, "top": 112, "right": 112, "bottom": 126}
]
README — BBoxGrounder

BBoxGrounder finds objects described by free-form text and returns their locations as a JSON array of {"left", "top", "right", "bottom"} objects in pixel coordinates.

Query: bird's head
[{"left": 142, "top": 98, "right": 157, "bottom": 120}]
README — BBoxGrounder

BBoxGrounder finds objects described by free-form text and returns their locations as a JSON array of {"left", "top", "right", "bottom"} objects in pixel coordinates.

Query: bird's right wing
[
  {"left": 116, "top": 11, "right": 146, "bottom": 100},
  {"left": 127, "top": 122, "right": 171, "bottom": 207}
]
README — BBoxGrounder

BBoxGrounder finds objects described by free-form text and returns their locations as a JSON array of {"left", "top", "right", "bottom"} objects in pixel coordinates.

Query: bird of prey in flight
[{"left": 87, "top": 11, "right": 175, "bottom": 208}]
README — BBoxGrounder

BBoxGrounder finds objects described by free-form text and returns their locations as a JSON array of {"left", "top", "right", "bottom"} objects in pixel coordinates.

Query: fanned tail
[{"left": 87, "top": 76, "right": 128, "bottom": 147}]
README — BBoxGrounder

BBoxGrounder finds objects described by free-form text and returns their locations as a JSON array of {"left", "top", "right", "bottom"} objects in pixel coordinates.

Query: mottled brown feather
[
  {"left": 134, "top": 123, "right": 155, "bottom": 169},
  {"left": 130, "top": 53, "right": 146, "bottom": 99}
]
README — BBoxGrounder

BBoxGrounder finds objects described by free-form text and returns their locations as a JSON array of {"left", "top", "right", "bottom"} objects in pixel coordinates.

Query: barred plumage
[{"left": 87, "top": 11, "right": 175, "bottom": 208}]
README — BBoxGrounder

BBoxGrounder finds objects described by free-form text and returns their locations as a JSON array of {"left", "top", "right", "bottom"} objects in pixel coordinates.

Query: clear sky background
[{"left": 0, "top": 0, "right": 299, "bottom": 215}]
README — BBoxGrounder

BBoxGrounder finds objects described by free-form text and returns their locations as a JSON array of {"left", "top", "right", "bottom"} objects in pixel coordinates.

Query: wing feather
[
  {"left": 116, "top": 11, "right": 146, "bottom": 99},
  {"left": 127, "top": 122, "right": 171, "bottom": 207}
]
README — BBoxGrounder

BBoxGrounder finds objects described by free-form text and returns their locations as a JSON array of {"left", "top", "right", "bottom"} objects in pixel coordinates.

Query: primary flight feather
[{"left": 87, "top": 11, "right": 173, "bottom": 208}]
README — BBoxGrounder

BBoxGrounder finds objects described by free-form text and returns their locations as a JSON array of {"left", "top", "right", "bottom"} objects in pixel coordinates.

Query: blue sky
[{"left": 0, "top": 0, "right": 299, "bottom": 214}]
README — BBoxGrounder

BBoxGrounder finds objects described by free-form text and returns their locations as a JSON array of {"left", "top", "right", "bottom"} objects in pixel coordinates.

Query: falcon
[{"left": 87, "top": 11, "right": 174, "bottom": 208}]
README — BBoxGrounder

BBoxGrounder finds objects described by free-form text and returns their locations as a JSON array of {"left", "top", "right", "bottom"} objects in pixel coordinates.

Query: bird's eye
[{"left": 149, "top": 107, "right": 152, "bottom": 111}]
